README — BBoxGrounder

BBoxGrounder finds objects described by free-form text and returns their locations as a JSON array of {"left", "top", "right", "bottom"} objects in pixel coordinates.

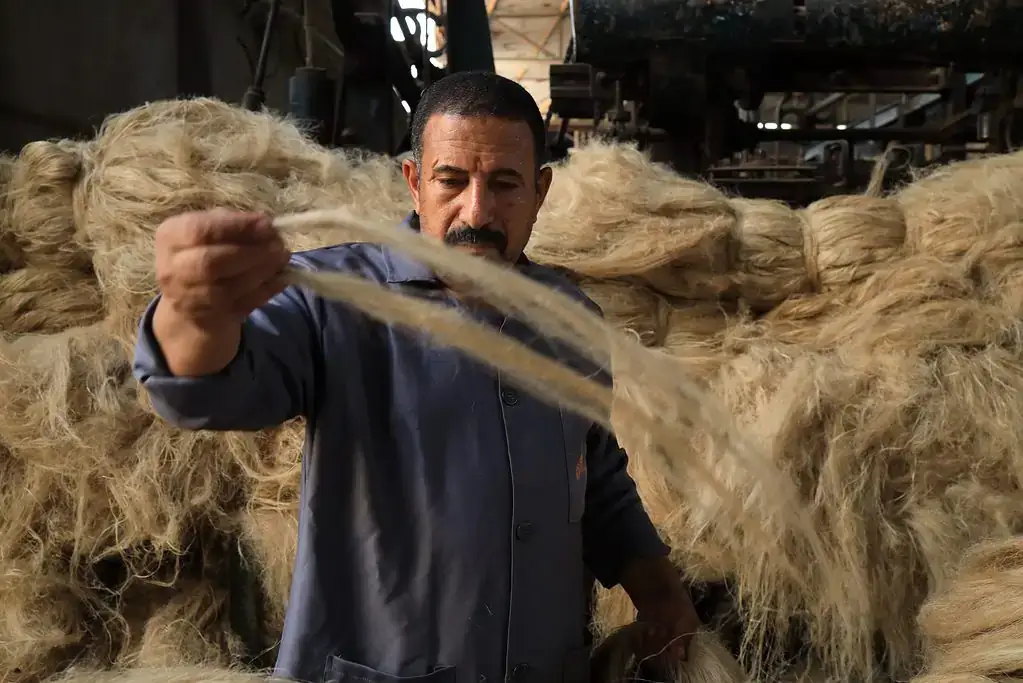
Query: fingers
[
  {"left": 636, "top": 622, "right": 695, "bottom": 664},
  {"left": 154, "top": 209, "right": 293, "bottom": 322},
  {"left": 157, "top": 209, "right": 278, "bottom": 252},
  {"left": 173, "top": 240, "right": 289, "bottom": 284},
  {"left": 188, "top": 209, "right": 277, "bottom": 246},
  {"left": 231, "top": 272, "right": 289, "bottom": 314},
  {"left": 170, "top": 264, "right": 289, "bottom": 318}
]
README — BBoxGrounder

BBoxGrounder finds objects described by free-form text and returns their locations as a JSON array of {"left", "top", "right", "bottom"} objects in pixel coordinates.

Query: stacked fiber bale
[
  {"left": 5, "top": 96, "right": 1023, "bottom": 683},
  {"left": 1, "top": 140, "right": 104, "bottom": 335},
  {"left": 910, "top": 536, "right": 1023, "bottom": 683},
  {"left": 572, "top": 147, "right": 1023, "bottom": 681},
  {"left": 0, "top": 99, "right": 411, "bottom": 681}
]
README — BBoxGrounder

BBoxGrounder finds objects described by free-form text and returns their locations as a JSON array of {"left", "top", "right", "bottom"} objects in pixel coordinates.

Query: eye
[{"left": 438, "top": 177, "right": 464, "bottom": 188}]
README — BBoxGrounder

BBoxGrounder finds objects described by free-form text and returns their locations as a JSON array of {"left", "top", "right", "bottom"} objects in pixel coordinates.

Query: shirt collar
[{"left": 383, "top": 213, "right": 532, "bottom": 285}]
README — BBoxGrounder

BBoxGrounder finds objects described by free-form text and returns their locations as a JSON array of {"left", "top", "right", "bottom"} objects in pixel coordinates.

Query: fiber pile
[
  {"left": 911, "top": 536, "right": 1023, "bottom": 683},
  {"left": 1, "top": 97, "right": 1022, "bottom": 683}
]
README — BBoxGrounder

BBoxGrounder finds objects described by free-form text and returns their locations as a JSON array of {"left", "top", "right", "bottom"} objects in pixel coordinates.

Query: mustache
[{"left": 444, "top": 225, "right": 508, "bottom": 253}]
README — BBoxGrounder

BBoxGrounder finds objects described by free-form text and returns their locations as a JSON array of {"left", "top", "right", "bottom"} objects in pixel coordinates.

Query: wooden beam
[
  {"left": 514, "top": 6, "right": 568, "bottom": 81},
  {"left": 491, "top": 18, "right": 560, "bottom": 60},
  {"left": 491, "top": 12, "right": 566, "bottom": 19}
]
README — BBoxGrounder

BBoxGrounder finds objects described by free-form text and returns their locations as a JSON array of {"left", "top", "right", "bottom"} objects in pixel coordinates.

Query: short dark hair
[{"left": 409, "top": 71, "right": 547, "bottom": 172}]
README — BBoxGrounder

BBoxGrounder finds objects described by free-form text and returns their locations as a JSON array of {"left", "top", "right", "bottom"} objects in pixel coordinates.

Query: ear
[
  {"left": 402, "top": 158, "right": 422, "bottom": 213},
  {"left": 534, "top": 165, "right": 554, "bottom": 217}
]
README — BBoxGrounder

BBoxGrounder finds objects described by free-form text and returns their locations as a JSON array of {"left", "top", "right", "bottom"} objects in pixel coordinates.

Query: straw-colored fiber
[{"left": 3, "top": 97, "right": 1023, "bottom": 683}]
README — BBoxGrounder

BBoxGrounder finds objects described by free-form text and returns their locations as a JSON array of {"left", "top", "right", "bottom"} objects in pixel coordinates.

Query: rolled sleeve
[
  {"left": 581, "top": 425, "right": 670, "bottom": 588},
  {"left": 133, "top": 283, "right": 320, "bottom": 432}
]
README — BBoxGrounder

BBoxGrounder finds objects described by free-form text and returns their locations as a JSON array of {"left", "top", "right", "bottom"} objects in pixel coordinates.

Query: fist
[{"left": 154, "top": 208, "right": 291, "bottom": 325}]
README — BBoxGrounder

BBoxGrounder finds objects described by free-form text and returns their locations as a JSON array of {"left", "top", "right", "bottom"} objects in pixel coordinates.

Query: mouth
[{"left": 456, "top": 243, "right": 504, "bottom": 259}]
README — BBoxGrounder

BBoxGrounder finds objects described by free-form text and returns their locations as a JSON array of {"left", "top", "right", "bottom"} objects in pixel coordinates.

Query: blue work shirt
[{"left": 133, "top": 221, "right": 669, "bottom": 683}]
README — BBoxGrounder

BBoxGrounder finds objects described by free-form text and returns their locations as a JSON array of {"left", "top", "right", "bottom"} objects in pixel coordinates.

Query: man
[{"left": 133, "top": 71, "right": 699, "bottom": 683}]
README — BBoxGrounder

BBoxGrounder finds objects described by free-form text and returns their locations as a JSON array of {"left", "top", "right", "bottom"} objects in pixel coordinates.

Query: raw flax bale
[
  {"left": 527, "top": 144, "right": 908, "bottom": 311},
  {"left": 730, "top": 194, "right": 907, "bottom": 309},
  {"left": 899, "top": 150, "right": 1023, "bottom": 261},
  {"left": 729, "top": 198, "right": 810, "bottom": 308},
  {"left": 578, "top": 279, "right": 668, "bottom": 347},
  {"left": 957, "top": 222, "right": 1023, "bottom": 319},
  {"left": 233, "top": 424, "right": 304, "bottom": 638},
  {"left": 0, "top": 267, "right": 104, "bottom": 334},
  {"left": 526, "top": 143, "right": 738, "bottom": 299},
  {"left": 1, "top": 142, "right": 104, "bottom": 336},
  {"left": 590, "top": 622, "right": 748, "bottom": 683},
  {"left": 756, "top": 254, "right": 1019, "bottom": 352},
  {"left": 0, "top": 152, "right": 24, "bottom": 273},
  {"left": 911, "top": 537, "right": 1023, "bottom": 683},
  {"left": 798, "top": 194, "right": 907, "bottom": 291},
  {"left": 7, "top": 140, "right": 94, "bottom": 274},
  {"left": 115, "top": 580, "right": 241, "bottom": 668},
  {"left": 12, "top": 99, "right": 1023, "bottom": 683},
  {"left": 43, "top": 668, "right": 279, "bottom": 683},
  {"left": 0, "top": 561, "right": 109, "bottom": 683},
  {"left": 0, "top": 325, "right": 282, "bottom": 573},
  {"left": 76, "top": 97, "right": 410, "bottom": 347},
  {"left": 659, "top": 302, "right": 738, "bottom": 378},
  {"left": 610, "top": 293, "right": 1023, "bottom": 683}
]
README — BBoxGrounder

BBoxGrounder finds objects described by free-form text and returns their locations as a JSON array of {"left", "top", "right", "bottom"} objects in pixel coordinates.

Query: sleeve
[
  {"left": 132, "top": 282, "right": 321, "bottom": 432},
  {"left": 581, "top": 424, "right": 671, "bottom": 588}
]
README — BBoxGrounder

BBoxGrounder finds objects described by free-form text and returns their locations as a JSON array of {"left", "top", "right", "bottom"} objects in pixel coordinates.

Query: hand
[
  {"left": 155, "top": 209, "right": 290, "bottom": 326},
  {"left": 634, "top": 587, "right": 701, "bottom": 672}
]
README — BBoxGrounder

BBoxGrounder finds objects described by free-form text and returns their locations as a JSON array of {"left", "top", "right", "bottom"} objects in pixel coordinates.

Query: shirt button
[
  {"left": 515, "top": 522, "right": 534, "bottom": 541},
  {"left": 500, "top": 388, "right": 520, "bottom": 406},
  {"left": 508, "top": 663, "right": 532, "bottom": 683}
]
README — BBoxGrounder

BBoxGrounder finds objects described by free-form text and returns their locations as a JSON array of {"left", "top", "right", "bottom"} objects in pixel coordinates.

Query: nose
[{"left": 461, "top": 176, "right": 496, "bottom": 227}]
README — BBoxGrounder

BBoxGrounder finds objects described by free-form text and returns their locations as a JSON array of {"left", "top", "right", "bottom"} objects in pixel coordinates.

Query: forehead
[{"left": 421, "top": 114, "right": 535, "bottom": 171}]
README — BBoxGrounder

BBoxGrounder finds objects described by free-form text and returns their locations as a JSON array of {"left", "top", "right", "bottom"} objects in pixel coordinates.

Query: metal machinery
[
  {"left": 548, "top": 0, "right": 1023, "bottom": 203},
  {"left": 240, "top": 0, "right": 495, "bottom": 156}
]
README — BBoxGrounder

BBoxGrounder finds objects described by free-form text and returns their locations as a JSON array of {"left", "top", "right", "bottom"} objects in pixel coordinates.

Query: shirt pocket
[
  {"left": 322, "top": 655, "right": 456, "bottom": 683},
  {"left": 560, "top": 409, "right": 588, "bottom": 524}
]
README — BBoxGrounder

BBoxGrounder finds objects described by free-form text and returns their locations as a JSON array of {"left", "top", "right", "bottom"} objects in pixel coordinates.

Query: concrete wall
[{"left": 0, "top": 0, "right": 334, "bottom": 154}]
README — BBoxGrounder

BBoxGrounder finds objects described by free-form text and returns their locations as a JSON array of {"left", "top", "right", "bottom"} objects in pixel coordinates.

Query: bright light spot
[
  {"left": 836, "top": 124, "right": 848, "bottom": 130},
  {"left": 388, "top": 0, "right": 442, "bottom": 53},
  {"left": 780, "top": 122, "right": 793, "bottom": 130},
  {"left": 401, "top": 100, "right": 412, "bottom": 114},
  {"left": 389, "top": 16, "right": 418, "bottom": 41},
  {"left": 410, "top": 64, "right": 419, "bottom": 78},
  {"left": 762, "top": 122, "right": 779, "bottom": 130}
]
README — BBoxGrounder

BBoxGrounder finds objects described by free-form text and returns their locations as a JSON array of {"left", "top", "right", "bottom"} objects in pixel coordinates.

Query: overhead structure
[
  {"left": 486, "top": 0, "right": 572, "bottom": 113},
  {"left": 547, "top": 0, "right": 1023, "bottom": 202},
  {"left": 238, "top": 0, "right": 496, "bottom": 157}
]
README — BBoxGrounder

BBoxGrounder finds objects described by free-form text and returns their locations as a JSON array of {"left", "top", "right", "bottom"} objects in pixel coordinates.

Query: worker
[{"left": 133, "top": 71, "right": 699, "bottom": 683}]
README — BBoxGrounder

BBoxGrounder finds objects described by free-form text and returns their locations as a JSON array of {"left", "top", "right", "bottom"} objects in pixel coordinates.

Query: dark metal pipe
[{"left": 242, "top": 0, "right": 283, "bottom": 111}]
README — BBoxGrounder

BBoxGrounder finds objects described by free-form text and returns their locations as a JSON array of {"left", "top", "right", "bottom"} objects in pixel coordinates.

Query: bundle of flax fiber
[
  {"left": 2, "top": 97, "right": 1023, "bottom": 683},
  {"left": 911, "top": 536, "right": 1023, "bottom": 683}
]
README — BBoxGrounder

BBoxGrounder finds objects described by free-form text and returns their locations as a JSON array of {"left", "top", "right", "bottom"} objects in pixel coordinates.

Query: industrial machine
[
  {"left": 239, "top": 0, "right": 495, "bottom": 156},
  {"left": 548, "top": 0, "right": 1023, "bottom": 201}
]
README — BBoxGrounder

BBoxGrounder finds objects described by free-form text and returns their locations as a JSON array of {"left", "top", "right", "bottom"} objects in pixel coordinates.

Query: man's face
[{"left": 402, "top": 113, "right": 553, "bottom": 264}]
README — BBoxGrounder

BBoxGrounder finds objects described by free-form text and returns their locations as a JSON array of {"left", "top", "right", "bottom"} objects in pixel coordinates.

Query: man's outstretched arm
[
  {"left": 133, "top": 209, "right": 321, "bottom": 432},
  {"left": 134, "top": 282, "right": 320, "bottom": 432}
]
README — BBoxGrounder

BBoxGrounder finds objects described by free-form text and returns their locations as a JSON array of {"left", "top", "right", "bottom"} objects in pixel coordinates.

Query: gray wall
[{"left": 0, "top": 0, "right": 339, "bottom": 154}]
